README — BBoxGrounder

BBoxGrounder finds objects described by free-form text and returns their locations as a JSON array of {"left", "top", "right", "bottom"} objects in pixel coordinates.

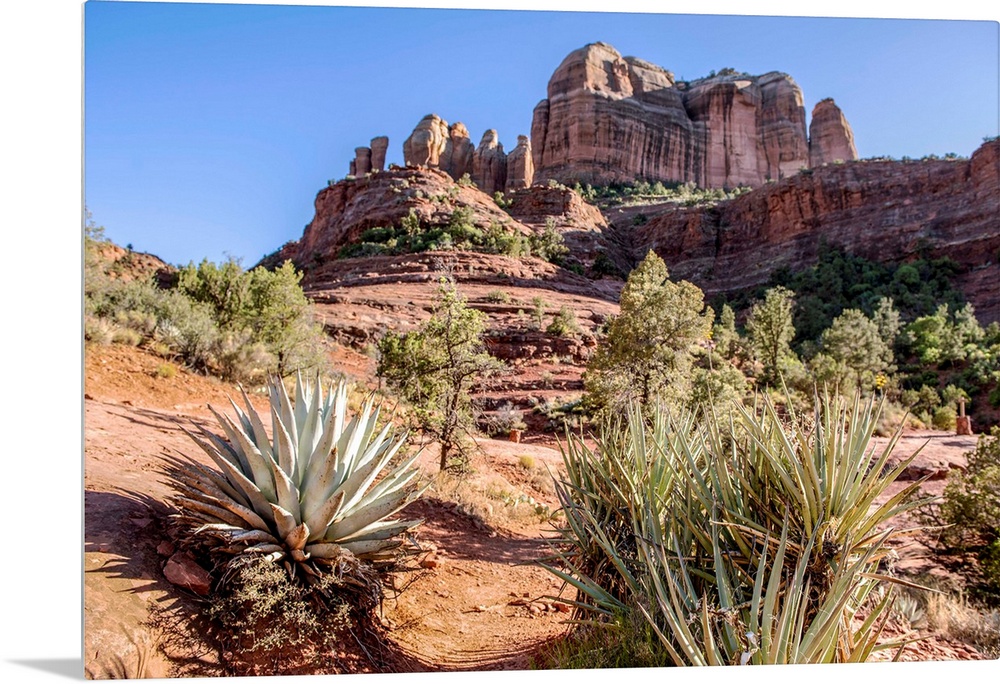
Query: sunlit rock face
[
  {"left": 808, "top": 98, "right": 858, "bottom": 166},
  {"left": 531, "top": 42, "right": 838, "bottom": 188}
]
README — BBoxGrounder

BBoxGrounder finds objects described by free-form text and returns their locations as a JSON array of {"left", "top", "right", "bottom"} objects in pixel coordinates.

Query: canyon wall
[{"left": 634, "top": 140, "right": 1000, "bottom": 321}]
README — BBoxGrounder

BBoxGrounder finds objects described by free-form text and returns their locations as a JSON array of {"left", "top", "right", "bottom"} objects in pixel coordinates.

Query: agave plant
[{"left": 166, "top": 373, "right": 425, "bottom": 577}]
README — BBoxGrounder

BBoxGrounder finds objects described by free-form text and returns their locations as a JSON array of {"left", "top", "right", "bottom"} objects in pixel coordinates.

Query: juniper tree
[
  {"left": 584, "top": 250, "right": 713, "bottom": 415},
  {"left": 377, "top": 277, "right": 504, "bottom": 470}
]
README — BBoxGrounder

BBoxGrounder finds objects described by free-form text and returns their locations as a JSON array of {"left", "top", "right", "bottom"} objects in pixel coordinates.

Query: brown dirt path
[{"left": 83, "top": 344, "right": 572, "bottom": 676}]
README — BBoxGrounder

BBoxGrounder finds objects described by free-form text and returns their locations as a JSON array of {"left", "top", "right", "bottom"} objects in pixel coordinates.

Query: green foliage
[
  {"left": 935, "top": 428, "right": 1000, "bottom": 600},
  {"left": 577, "top": 179, "right": 750, "bottom": 209},
  {"left": 377, "top": 278, "right": 505, "bottom": 470},
  {"left": 527, "top": 221, "right": 570, "bottom": 265},
  {"left": 546, "top": 306, "right": 581, "bottom": 338},
  {"left": 767, "top": 245, "right": 965, "bottom": 347},
  {"left": 816, "top": 308, "right": 895, "bottom": 393},
  {"left": 546, "top": 393, "right": 927, "bottom": 665},
  {"left": 746, "top": 286, "right": 796, "bottom": 386},
  {"left": 177, "top": 259, "right": 325, "bottom": 377},
  {"left": 171, "top": 374, "right": 424, "bottom": 569},
  {"left": 584, "top": 250, "right": 713, "bottom": 415},
  {"left": 485, "top": 289, "right": 511, "bottom": 304}
]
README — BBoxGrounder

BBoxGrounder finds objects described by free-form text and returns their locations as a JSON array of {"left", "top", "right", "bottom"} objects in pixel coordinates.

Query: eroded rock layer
[{"left": 634, "top": 140, "right": 1000, "bottom": 321}]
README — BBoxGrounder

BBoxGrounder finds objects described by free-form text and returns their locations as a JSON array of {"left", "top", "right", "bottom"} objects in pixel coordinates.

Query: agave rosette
[{"left": 168, "top": 373, "right": 425, "bottom": 571}]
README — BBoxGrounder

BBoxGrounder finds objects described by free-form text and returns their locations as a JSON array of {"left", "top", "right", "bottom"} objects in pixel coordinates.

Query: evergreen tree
[
  {"left": 746, "top": 286, "right": 796, "bottom": 385},
  {"left": 377, "top": 278, "right": 505, "bottom": 470},
  {"left": 584, "top": 250, "right": 713, "bottom": 414}
]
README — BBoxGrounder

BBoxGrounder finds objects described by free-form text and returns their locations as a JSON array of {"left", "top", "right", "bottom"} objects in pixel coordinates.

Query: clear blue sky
[{"left": 84, "top": 1, "right": 999, "bottom": 268}]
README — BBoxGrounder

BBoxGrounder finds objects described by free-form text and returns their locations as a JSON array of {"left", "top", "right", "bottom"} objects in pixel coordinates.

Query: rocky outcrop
[
  {"left": 531, "top": 42, "right": 846, "bottom": 188},
  {"left": 442, "top": 122, "right": 475, "bottom": 180},
  {"left": 506, "top": 135, "right": 534, "bottom": 191},
  {"left": 370, "top": 136, "right": 389, "bottom": 172},
  {"left": 265, "top": 167, "right": 534, "bottom": 272},
  {"left": 809, "top": 99, "right": 858, "bottom": 166},
  {"left": 633, "top": 140, "right": 1000, "bottom": 322},
  {"left": 351, "top": 146, "right": 372, "bottom": 176},
  {"left": 403, "top": 114, "right": 450, "bottom": 169},
  {"left": 473, "top": 130, "right": 507, "bottom": 194}
]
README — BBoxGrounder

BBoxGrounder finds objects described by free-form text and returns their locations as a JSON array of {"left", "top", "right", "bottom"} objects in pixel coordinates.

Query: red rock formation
[
  {"left": 442, "top": 122, "right": 475, "bottom": 180},
  {"left": 531, "top": 42, "right": 836, "bottom": 189},
  {"left": 634, "top": 140, "right": 1000, "bottom": 322},
  {"left": 506, "top": 135, "right": 534, "bottom": 191},
  {"left": 370, "top": 136, "right": 389, "bottom": 172},
  {"left": 403, "top": 114, "right": 450, "bottom": 169},
  {"left": 809, "top": 98, "right": 858, "bottom": 166},
  {"left": 473, "top": 129, "right": 507, "bottom": 194},
  {"left": 267, "top": 167, "right": 533, "bottom": 271},
  {"left": 352, "top": 146, "right": 372, "bottom": 176}
]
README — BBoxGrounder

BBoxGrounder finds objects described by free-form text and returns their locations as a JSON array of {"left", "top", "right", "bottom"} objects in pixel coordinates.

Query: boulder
[{"left": 809, "top": 98, "right": 858, "bottom": 166}]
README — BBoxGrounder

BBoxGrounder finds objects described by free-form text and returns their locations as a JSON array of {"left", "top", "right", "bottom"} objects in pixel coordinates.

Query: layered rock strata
[
  {"left": 633, "top": 140, "right": 1000, "bottom": 321},
  {"left": 531, "top": 42, "right": 853, "bottom": 188}
]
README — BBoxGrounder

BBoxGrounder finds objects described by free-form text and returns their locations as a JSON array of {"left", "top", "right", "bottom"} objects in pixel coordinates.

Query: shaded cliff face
[
  {"left": 531, "top": 42, "right": 854, "bottom": 189},
  {"left": 633, "top": 140, "right": 1000, "bottom": 321}
]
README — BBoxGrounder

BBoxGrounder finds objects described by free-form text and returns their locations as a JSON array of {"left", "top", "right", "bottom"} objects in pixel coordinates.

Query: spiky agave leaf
[{"left": 168, "top": 374, "right": 425, "bottom": 576}]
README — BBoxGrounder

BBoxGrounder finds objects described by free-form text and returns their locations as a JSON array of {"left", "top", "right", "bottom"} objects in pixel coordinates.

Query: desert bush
[
  {"left": 205, "top": 554, "right": 352, "bottom": 674},
  {"left": 155, "top": 363, "right": 177, "bottom": 379},
  {"left": 486, "top": 289, "right": 512, "bottom": 304},
  {"left": 487, "top": 401, "right": 526, "bottom": 436},
  {"left": 932, "top": 406, "right": 957, "bottom": 431},
  {"left": 546, "top": 306, "right": 581, "bottom": 338},
  {"left": 545, "top": 393, "right": 929, "bottom": 665},
  {"left": 528, "top": 222, "right": 569, "bottom": 265},
  {"left": 932, "top": 427, "right": 1000, "bottom": 599}
]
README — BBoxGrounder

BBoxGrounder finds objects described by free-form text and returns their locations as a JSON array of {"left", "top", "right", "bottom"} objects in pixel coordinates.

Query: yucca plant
[
  {"left": 546, "top": 392, "right": 935, "bottom": 665},
  {"left": 166, "top": 373, "right": 425, "bottom": 581}
]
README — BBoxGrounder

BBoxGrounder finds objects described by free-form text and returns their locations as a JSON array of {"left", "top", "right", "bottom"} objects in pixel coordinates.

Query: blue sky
[{"left": 84, "top": 2, "right": 999, "bottom": 268}]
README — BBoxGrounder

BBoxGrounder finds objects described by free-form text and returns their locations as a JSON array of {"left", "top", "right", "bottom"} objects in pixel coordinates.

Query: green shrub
[
  {"left": 546, "top": 306, "right": 581, "bottom": 338},
  {"left": 932, "top": 406, "right": 957, "bottom": 431},
  {"left": 935, "top": 427, "right": 1000, "bottom": 600},
  {"left": 546, "top": 393, "right": 928, "bottom": 665},
  {"left": 486, "top": 289, "right": 512, "bottom": 304},
  {"left": 155, "top": 363, "right": 177, "bottom": 379}
]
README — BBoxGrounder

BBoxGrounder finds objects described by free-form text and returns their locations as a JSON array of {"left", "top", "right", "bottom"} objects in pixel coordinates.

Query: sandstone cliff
[
  {"left": 531, "top": 42, "right": 853, "bottom": 189},
  {"left": 632, "top": 140, "right": 1000, "bottom": 321}
]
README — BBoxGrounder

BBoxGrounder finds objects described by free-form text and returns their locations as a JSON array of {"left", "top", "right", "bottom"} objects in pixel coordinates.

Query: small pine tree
[
  {"left": 584, "top": 250, "right": 713, "bottom": 414},
  {"left": 746, "top": 286, "right": 797, "bottom": 386},
  {"left": 377, "top": 278, "right": 505, "bottom": 470}
]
